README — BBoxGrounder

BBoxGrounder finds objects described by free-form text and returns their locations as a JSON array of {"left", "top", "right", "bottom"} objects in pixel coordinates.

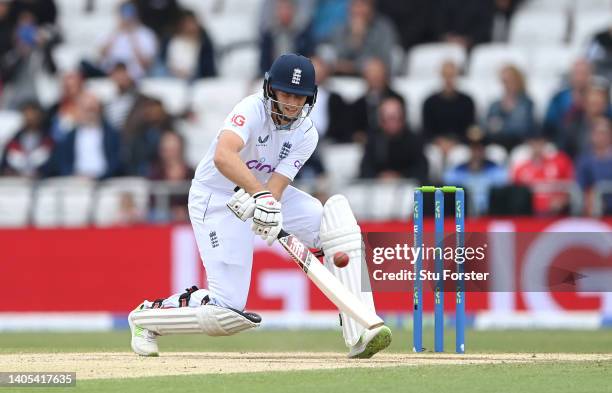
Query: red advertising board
[{"left": 1, "top": 217, "right": 611, "bottom": 315}]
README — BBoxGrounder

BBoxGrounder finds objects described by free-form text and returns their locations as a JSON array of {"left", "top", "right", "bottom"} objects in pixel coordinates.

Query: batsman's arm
[{"left": 215, "top": 130, "right": 265, "bottom": 195}]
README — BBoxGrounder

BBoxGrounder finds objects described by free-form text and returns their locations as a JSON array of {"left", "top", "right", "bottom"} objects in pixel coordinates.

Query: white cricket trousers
[{"left": 188, "top": 181, "right": 323, "bottom": 311}]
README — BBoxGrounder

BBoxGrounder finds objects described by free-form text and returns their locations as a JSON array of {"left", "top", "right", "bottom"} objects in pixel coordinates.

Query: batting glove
[
  {"left": 251, "top": 191, "right": 282, "bottom": 246},
  {"left": 227, "top": 188, "right": 256, "bottom": 221}
]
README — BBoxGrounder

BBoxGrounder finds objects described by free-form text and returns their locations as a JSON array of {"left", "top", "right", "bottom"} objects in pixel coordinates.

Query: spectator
[
  {"left": 543, "top": 59, "right": 592, "bottom": 139},
  {"left": 485, "top": 64, "right": 536, "bottom": 150},
  {"left": 105, "top": 62, "right": 148, "bottom": 131},
  {"left": 309, "top": 56, "right": 352, "bottom": 142},
  {"left": 556, "top": 81, "right": 612, "bottom": 158},
  {"left": 511, "top": 133, "right": 574, "bottom": 216},
  {"left": 47, "top": 71, "right": 85, "bottom": 142},
  {"left": 309, "top": 0, "right": 348, "bottom": 43},
  {"left": 8, "top": 0, "right": 57, "bottom": 26},
  {"left": 123, "top": 98, "right": 173, "bottom": 176},
  {"left": 259, "top": 0, "right": 315, "bottom": 34},
  {"left": 0, "top": 9, "right": 58, "bottom": 109},
  {"left": 165, "top": 9, "right": 217, "bottom": 80},
  {"left": 0, "top": 101, "right": 53, "bottom": 177},
  {"left": 377, "top": 0, "right": 432, "bottom": 50},
  {"left": 576, "top": 117, "right": 612, "bottom": 215},
  {"left": 0, "top": 0, "right": 13, "bottom": 60},
  {"left": 360, "top": 96, "right": 428, "bottom": 182},
  {"left": 351, "top": 57, "right": 405, "bottom": 143},
  {"left": 490, "top": 0, "right": 523, "bottom": 43},
  {"left": 431, "top": 0, "right": 494, "bottom": 50},
  {"left": 586, "top": 23, "right": 612, "bottom": 81},
  {"left": 323, "top": 0, "right": 398, "bottom": 76},
  {"left": 259, "top": 0, "right": 315, "bottom": 75},
  {"left": 134, "top": 0, "right": 182, "bottom": 41},
  {"left": 149, "top": 131, "right": 194, "bottom": 222},
  {"left": 443, "top": 129, "right": 507, "bottom": 215},
  {"left": 50, "top": 92, "right": 121, "bottom": 179},
  {"left": 423, "top": 60, "right": 476, "bottom": 150},
  {"left": 93, "top": 1, "right": 158, "bottom": 79}
]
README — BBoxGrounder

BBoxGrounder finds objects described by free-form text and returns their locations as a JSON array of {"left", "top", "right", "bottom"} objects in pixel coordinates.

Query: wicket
[{"left": 413, "top": 186, "right": 465, "bottom": 354}]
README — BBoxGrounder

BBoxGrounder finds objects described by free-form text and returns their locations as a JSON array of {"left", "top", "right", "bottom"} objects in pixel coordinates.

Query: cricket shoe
[
  {"left": 128, "top": 303, "right": 159, "bottom": 357},
  {"left": 348, "top": 325, "right": 392, "bottom": 359}
]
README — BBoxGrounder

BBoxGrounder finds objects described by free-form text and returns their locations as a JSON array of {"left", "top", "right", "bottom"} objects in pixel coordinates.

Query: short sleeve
[
  {"left": 275, "top": 126, "right": 319, "bottom": 181},
  {"left": 220, "top": 97, "right": 262, "bottom": 144}
]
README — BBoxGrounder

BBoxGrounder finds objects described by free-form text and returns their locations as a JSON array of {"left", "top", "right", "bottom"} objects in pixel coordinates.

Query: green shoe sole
[{"left": 352, "top": 326, "right": 392, "bottom": 359}]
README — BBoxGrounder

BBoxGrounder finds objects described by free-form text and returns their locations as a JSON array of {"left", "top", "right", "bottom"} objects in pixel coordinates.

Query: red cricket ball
[{"left": 333, "top": 251, "right": 349, "bottom": 268}]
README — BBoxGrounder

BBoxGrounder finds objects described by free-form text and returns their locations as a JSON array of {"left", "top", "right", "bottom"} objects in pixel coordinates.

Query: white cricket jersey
[{"left": 194, "top": 93, "right": 319, "bottom": 192}]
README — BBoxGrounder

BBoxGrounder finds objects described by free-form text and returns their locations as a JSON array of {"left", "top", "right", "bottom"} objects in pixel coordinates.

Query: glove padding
[
  {"left": 227, "top": 188, "right": 255, "bottom": 221},
  {"left": 251, "top": 191, "right": 282, "bottom": 246}
]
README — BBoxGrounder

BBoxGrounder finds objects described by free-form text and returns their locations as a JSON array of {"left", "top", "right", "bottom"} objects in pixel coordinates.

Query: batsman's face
[{"left": 275, "top": 90, "right": 307, "bottom": 119}]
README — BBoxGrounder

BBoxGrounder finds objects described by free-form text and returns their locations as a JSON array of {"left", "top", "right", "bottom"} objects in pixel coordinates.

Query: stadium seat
[
  {"left": 320, "top": 143, "right": 364, "bottom": 188},
  {"left": 407, "top": 43, "right": 467, "bottom": 78},
  {"left": 191, "top": 78, "right": 248, "bottom": 124},
  {"left": 0, "top": 178, "right": 32, "bottom": 227},
  {"left": 424, "top": 144, "right": 444, "bottom": 182},
  {"left": 85, "top": 78, "right": 119, "bottom": 103},
  {"left": 509, "top": 11, "right": 567, "bottom": 47},
  {"left": 326, "top": 77, "right": 368, "bottom": 104},
  {"left": 529, "top": 45, "right": 577, "bottom": 78},
  {"left": 447, "top": 144, "right": 471, "bottom": 168},
  {"left": 519, "top": 0, "right": 572, "bottom": 11},
  {"left": 60, "top": 15, "right": 114, "bottom": 51},
  {"left": 139, "top": 78, "right": 190, "bottom": 115},
  {"left": 218, "top": 46, "right": 260, "bottom": 79},
  {"left": 52, "top": 44, "right": 88, "bottom": 72},
  {"left": 0, "top": 111, "right": 24, "bottom": 152},
  {"left": 393, "top": 77, "right": 439, "bottom": 131},
  {"left": 55, "top": 0, "right": 87, "bottom": 20},
  {"left": 35, "top": 74, "right": 61, "bottom": 107},
  {"left": 459, "top": 76, "right": 501, "bottom": 119},
  {"left": 32, "top": 177, "right": 95, "bottom": 227},
  {"left": 573, "top": 0, "right": 612, "bottom": 12},
  {"left": 486, "top": 144, "right": 509, "bottom": 165},
  {"left": 206, "top": 14, "right": 257, "bottom": 48},
  {"left": 176, "top": 120, "right": 219, "bottom": 168},
  {"left": 469, "top": 44, "right": 529, "bottom": 79},
  {"left": 93, "top": 177, "right": 150, "bottom": 227},
  {"left": 343, "top": 180, "right": 416, "bottom": 220},
  {"left": 572, "top": 11, "right": 612, "bottom": 48},
  {"left": 89, "top": 0, "right": 123, "bottom": 16}
]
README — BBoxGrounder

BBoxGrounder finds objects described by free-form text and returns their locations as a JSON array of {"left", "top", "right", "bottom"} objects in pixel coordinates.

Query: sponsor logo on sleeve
[{"left": 231, "top": 114, "right": 246, "bottom": 127}]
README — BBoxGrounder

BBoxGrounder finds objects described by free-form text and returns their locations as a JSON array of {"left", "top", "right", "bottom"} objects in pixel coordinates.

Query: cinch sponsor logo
[{"left": 246, "top": 159, "right": 276, "bottom": 173}]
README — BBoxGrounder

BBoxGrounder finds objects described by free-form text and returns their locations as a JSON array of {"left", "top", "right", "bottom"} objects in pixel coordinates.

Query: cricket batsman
[{"left": 128, "top": 53, "right": 392, "bottom": 358}]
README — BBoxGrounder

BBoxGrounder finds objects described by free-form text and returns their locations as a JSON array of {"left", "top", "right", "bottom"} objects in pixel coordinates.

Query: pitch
[{"left": 1, "top": 329, "right": 611, "bottom": 392}]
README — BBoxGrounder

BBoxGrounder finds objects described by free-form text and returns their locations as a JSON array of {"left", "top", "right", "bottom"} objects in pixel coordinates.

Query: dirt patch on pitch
[{"left": 2, "top": 352, "right": 611, "bottom": 380}]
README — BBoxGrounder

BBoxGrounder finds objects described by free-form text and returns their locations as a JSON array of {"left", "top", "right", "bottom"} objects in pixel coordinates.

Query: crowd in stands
[{"left": 1, "top": 0, "right": 612, "bottom": 222}]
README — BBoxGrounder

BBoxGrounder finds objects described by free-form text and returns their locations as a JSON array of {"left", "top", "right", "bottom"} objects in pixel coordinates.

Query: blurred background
[{"left": 0, "top": 0, "right": 611, "bottom": 335}]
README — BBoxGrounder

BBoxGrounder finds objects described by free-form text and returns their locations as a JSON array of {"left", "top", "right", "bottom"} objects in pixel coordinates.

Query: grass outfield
[
  {"left": 2, "top": 329, "right": 611, "bottom": 393},
  {"left": 1, "top": 329, "right": 612, "bottom": 353}
]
